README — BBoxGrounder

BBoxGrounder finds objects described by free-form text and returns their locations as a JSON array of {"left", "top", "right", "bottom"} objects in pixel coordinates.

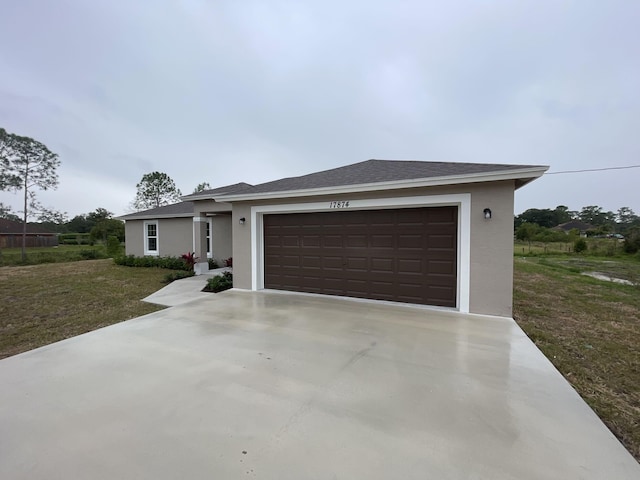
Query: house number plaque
[{"left": 329, "top": 201, "right": 350, "bottom": 209}]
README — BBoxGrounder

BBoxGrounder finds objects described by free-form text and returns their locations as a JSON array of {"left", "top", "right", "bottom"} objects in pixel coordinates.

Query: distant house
[
  {"left": 0, "top": 219, "right": 59, "bottom": 248},
  {"left": 554, "top": 220, "right": 594, "bottom": 237}
]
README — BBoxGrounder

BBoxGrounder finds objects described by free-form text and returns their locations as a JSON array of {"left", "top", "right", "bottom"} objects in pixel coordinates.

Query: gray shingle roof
[
  {"left": 119, "top": 201, "right": 194, "bottom": 220},
  {"left": 181, "top": 182, "right": 254, "bottom": 200},
  {"left": 229, "top": 159, "right": 546, "bottom": 195}
]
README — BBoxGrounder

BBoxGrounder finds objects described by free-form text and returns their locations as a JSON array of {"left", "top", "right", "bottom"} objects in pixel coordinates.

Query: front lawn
[
  {"left": 513, "top": 255, "right": 640, "bottom": 462},
  {"left": 0, "top": 259, "right": 168, "bottom": 359}
]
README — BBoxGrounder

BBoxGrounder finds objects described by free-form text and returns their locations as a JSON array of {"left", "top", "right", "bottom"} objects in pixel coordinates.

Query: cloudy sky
[{"left": 1, "top": 0, "right": 638, "bottom": 219}]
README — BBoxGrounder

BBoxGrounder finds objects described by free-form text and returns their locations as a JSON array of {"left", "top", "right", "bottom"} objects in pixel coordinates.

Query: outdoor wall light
[
  {"left": 239, "top": 217, "right": 246, "bottom": 225},
  {"left": 483, "top": 208, "right": 492, "bottom": 220}
]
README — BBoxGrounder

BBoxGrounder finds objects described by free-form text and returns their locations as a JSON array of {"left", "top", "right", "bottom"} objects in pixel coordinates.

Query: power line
[{"left": 545, "top": 165, "right": 640, "bottom": 175}]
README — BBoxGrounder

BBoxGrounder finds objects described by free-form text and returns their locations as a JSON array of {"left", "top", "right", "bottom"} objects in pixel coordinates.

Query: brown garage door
[{"left": 263, "top": 206, "right": 458, "bottom": 307}]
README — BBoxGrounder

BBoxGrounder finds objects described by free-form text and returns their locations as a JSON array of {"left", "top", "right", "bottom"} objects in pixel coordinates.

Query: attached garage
[
  {"left": 263, "top": 207, "right": 458, "bottom": 307},
  {"left": 200, "top": 159, "right": 547, "bottom": 317}
]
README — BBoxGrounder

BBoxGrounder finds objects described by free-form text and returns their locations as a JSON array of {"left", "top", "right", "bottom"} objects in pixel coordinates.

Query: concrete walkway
[
  {"left": 142, "top": 267, "right": 231, "bottom": 306},
  {"left": 0, "top": 290, "right": 638, "bottom": 479}
]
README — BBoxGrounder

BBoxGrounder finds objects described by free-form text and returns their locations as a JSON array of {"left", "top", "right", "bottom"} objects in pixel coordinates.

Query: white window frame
[
  {"left": 144, "top": 220, "right": 159, "bottom": 256},
  {"left": 250, "top": 193, "right": 471, "bottom": 313},
  {"left": 206, "top": 218, "right": 213, "bottom": 259}
]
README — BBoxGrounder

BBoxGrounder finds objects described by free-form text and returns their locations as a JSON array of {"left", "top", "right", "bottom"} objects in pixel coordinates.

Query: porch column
[{"left": 193, "top": 216, "right": 209, "bottom": 275}]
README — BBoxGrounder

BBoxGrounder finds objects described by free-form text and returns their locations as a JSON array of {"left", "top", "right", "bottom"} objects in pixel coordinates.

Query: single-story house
[
  {"left": 0, "top": 218, "right": 59, "bottom": 248},
  {"left": 119, "top": 183, "right": 252, "bottom": 263},
  {"left": 121, "top": 159, "right": 547, "bottom": 317},
  {"left": 553, "top": 220, "right": 594, "bottom": 237}
]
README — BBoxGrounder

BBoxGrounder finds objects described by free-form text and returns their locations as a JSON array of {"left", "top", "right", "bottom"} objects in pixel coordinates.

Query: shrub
[
  {"left": 208, "top": 258, "right": 219, "bottom": 269},
  {"left": 180, "top": 252, "right": 198, "bottom": 271},
  {"left": 106, "top": 236, "right": 121, "bottom": 257},
  {"left": 574, "top": 238, "right": 588, "bottom": 253},
  {"left": 224, "top": 257, "right": 233, "bottom": 268},
  {"left": 623, "top": 228, "right": 640, "bottom": 254},
  {"left": 58, "top": 233, "right": 91, "bottom": 245},
  {"left": 203, "top": 272, "right": 233, "bottom": 293},
  {"left": 79, "top": 249, "right": 105, "bottom": 260},
  {"left": 163, "top": 270, "right": 195, "bottom": 283},
  {"left": 113, "top": 255, "right": 191, "bottom": 271}
]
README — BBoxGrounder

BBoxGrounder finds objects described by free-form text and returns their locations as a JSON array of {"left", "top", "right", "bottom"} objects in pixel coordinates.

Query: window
[
  {"left": 144, "top": 221, "right": 159, "bottom": 255},
  {"left": 206, "top": 220, "right": 212, "bottom": 258}
]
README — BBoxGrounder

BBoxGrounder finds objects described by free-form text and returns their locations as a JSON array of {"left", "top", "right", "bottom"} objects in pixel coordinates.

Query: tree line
[{"left": 515, "top": 205, "right": 640, "bottom": 253}]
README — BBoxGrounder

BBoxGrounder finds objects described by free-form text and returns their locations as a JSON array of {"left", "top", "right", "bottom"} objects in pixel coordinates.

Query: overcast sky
[{"left": 1, "top": 0, "right": 638, "bottom": 219}]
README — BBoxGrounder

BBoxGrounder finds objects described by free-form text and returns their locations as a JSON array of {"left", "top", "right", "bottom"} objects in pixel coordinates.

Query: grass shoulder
[{"left": 513, "top": 255, "right": 639, "bottom": 461}]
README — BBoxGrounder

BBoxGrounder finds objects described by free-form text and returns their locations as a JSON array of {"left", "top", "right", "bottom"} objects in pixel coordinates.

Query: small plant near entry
[
  {"left": 181, "top": 252, "right": 199, "bottom": 271},
  {"left": 574, "top": 238, "right": 588, "bottom": 253},
  {"left": 208, "top": 258, "right": 219, "bottom": 269},
  {"left": 203, "top": 272, "right": 233, "bottom": 293},
  {"left": 224, "top": 257, "right": 233, "bottom": 268},
  {"left": 163, "top": 270, "right": 195, "bottom": 283}
]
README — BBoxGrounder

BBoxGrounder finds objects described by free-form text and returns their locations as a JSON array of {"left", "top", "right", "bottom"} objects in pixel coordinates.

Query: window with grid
[{"left": 144, "top": 221, "right": 158, "bottom": 255}]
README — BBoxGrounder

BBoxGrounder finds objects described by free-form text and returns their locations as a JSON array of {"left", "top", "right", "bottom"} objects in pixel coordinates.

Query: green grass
[
  {"left": 0, "top": 259, "right": 169, "bottom": 359},
  {"left": 514, "top": 238, "right": 627, "bottom": 257},
  {"left": 513, "top": 256, "right": 640, "bottom": 462},
  {"left": 0, "top": 244, "right": 125, "bottom": 267}
]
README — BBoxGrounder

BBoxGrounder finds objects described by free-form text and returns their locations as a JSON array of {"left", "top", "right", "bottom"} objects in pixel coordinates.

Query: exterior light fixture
[
  {"left": 239, "top": 217, "right": 246, "bottom": 225},
  {"left": 483, "top": 208, "right": 492, "bottom": 220}
]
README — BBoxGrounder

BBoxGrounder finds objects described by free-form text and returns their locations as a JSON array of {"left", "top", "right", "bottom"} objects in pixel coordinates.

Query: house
[
  {"left": 553, "top": 220, "right": 594, "bottom": 237},
  {"left": 122, "top": 160, "right": 547, "bottom": 317},
  {"left": 0, "top": 218, "right": 59, "bottom": 248},
  {"left": 119, "top": 183, "right": 252, "bottom": 263}
]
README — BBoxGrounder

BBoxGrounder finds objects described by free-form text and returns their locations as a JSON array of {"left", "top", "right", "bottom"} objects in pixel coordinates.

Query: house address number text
[{"left": 329, "top": 201, "right": 350, "bottom": 208}]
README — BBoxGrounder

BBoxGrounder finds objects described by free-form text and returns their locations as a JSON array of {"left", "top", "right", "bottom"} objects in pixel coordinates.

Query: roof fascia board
[
  {"left": 118, "top": 213, "right": 194, "bottom": 221},
  {"left": 214, "top": 167, "right": 548, "bottom": 202}
]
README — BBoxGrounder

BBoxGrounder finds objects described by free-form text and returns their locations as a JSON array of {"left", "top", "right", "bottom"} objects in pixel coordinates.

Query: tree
[
  {"left": 36, "top": 206, "right": 69, "bottom": 233},
  {"left": 193, "top": 182, "right": 211, "bottom": 193},
  {"left": 553, "top": 205, "right": 573, "bottom": 224},
  {"left": 515, "top": 222, "right": 540, "bottom": 251},
  {"left": 616, "top": 207, "right": 640, "bottom": 235},
  {"left": 87, "top": 208, "right": 113, "bottom": 224},
  {"left": 90, "top": 218, "right": 125, "bottom": 244},
  {"left": 133, "top": 172, "right": 182, "bottom": 210},
  {"left": 515, "top": 209, "right": 557, "bottom": 229},
  {"left": 0, "top": 128, "right": 60, "bottom": 261},
  {"left": 0, "top": 202, "right": 21, "bottom": 222},
  {"left": 67, "top": 214, "right": 91, "bottom": 233}
]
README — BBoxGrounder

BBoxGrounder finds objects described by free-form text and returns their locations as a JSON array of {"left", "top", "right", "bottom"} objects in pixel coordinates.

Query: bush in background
[
  {"left": 574, "top": 238, "right": 588, "bottom": 253},
  {"left": 208, "top": 258, "right": 219, "bottom": 269},
  {"left": 106, "top": 236, "right": 122, "bottom": 257}
]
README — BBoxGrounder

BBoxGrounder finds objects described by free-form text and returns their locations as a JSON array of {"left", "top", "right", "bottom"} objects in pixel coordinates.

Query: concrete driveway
[{"left": 0, "top": 290, "right": 638, "bottom": 479}]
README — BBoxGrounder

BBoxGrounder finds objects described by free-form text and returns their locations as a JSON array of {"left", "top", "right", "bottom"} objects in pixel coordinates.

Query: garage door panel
[
  {"left": 429, "top": 260, "right": 456, "bottom": 274},
  {"left": 264, "top": 207, "right": 457, "bottom": 307},
  {"left": 323, "top": 235, "right": 343, "bottom": 248},
  {"left": 371, "top": 257, "right": 394, "bottom": 273},
  {"left": 371, "top": 234, "right": 394, "bottom": 248},
  {"left": 398, "top": 234, "right": 423, "bottom": 249},
  {"left": 346, "top": 235, "right": 367, "bottom": 247}
]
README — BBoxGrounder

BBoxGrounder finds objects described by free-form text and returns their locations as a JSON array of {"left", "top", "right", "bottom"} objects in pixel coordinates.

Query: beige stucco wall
[
  {"left": 124, "top": 220, "right": 144, "bottom": 256},
  {"left": 211, "top": 215, "right": 232, "bottom": 263},
  {"left": 124, "top": 217, "right": 193, "bottom": 258},
  {"left": 231, "top": 180, "right": 516, "bottom": 317}
]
